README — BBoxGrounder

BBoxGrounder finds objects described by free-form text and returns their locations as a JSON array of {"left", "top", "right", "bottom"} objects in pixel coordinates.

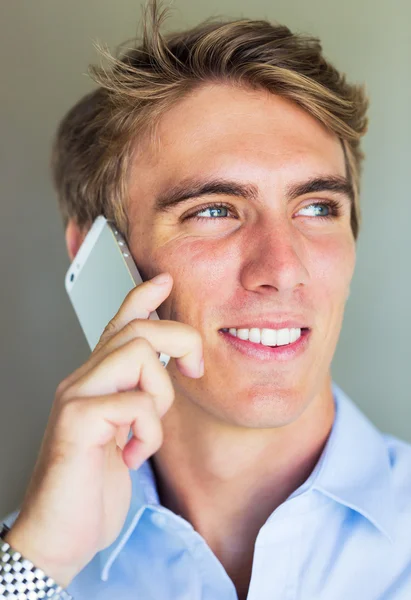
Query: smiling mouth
[{"left": 219, "top": 327, "right": 310, "bottom": 348}]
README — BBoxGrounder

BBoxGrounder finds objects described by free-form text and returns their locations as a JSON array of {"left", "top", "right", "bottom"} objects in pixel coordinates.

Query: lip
[
  {"left": 218, "top": 328, "right": 311, "bottom": 361},
  {"left": 219, "top": 320, "right": 310, "bottom": 331}
]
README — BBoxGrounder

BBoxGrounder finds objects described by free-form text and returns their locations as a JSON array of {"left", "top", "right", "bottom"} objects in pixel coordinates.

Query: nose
[{"left": 239, "top": 219, "right": 309, "bottom": 294}]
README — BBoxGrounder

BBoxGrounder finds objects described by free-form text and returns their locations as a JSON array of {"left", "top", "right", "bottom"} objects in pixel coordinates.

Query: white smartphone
[{"left": 65, "top": 215, "right": 170, "bottom": 367}]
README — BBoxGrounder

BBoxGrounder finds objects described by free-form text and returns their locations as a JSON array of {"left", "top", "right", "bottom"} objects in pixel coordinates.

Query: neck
[{"left": 151, "top": 378, "right": 335, "bottom": 589}]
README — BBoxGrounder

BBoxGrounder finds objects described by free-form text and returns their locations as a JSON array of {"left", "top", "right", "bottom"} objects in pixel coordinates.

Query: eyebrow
[{"left": 153, "top": 175, "right": 354, "bottom": 213}]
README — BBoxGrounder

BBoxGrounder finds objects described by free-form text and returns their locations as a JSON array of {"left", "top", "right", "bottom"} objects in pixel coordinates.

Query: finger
[
  {"left": 58, "top": 391, "right": 163, "bottom": 470},
  {"left": 61, "top": 338, "right": 175, "bottom": 418},
  {"left": 70, "top": 319, "right": 203, "bottom": 389},
  {"left": 123, "top": 395, "right": 164, "bottom": 469},
  {"left": 95, "top": 272, "right": 173, "bottom": 351}
]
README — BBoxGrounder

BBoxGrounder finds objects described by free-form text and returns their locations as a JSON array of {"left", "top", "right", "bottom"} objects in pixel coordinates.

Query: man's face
[{"left": 126, "top": 83, "right": 356, "bottom": 429}]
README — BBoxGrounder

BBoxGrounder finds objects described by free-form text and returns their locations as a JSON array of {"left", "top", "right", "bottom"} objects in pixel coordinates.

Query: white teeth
[
  {"left": 290, "top": 328, "right": 299, "bottom": 343},
  {"left": 248, "top": 328, "right": 261, "bottom": 343},
  {"left": 225, "top": 327, "right": 302, "bottom": 347},
  {"left": 261, "top": 329, "right": 277, "bottom": 346},
  {"left": 276, "top": 329, "right": 290, "bottom": 346}
]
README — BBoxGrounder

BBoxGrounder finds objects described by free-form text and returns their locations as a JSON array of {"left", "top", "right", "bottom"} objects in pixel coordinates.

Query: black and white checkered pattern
[{"left": 0, "top": 527, "right": 72, "bottom": 600}]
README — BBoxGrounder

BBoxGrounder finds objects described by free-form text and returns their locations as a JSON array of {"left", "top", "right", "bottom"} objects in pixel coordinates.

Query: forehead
[{"left": 130, "top": 83, "right": 346, "bottom": 197}]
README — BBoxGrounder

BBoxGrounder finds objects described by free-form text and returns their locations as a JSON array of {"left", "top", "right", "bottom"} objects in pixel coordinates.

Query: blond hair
[{"left": 51, "top": 0, "right": 369, "bottom": 240}]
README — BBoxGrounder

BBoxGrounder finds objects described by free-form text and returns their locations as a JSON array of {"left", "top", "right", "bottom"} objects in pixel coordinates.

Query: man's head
[{"left": 54, "top": 1, "right": 368, "bottom": 429}]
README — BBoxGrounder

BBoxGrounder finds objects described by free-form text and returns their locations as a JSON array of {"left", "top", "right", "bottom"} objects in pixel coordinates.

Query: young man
[{"left": 1, "top": 3, "right": 411, "bottom": 599}]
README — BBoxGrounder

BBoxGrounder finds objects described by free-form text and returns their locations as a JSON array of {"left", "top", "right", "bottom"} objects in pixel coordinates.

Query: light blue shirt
[{"left": 3, "top": 381, "right": 411, "bottom": 599}]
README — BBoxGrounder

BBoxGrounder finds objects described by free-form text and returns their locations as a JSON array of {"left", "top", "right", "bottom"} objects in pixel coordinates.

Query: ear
[{"left": 65, "top": 219, "right": 89, "bottom": 262}]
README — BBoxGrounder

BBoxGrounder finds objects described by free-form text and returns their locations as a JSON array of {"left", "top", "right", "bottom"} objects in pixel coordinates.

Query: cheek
[
  {"left": 151, "top": 239, "right": 236, "bottom": 319},
  {"left": 311, "top": 234, "right": 356, "bottom": 308}
]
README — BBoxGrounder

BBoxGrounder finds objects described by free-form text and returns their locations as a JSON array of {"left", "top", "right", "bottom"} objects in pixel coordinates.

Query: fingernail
[
  {"left": 152, "top": 273, "right": 170, "bottom": 285},
  {"left": 198, "top": 358, "right": 204, "bottom": 377}
]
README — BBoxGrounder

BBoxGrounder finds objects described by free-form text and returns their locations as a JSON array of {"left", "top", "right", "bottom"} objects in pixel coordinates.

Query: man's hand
[{"left": 4, "top": 272, "right": 203, "bottom": 588}]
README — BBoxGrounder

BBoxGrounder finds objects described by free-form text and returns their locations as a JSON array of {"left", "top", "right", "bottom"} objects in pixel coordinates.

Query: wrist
[{"left": 3, "top": 525, "right": 77, "bottom": 590}]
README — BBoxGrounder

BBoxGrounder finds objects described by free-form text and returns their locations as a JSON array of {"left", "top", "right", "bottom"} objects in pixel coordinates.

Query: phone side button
[{"left": 158, "top": 352, "right": 170, "bottom": 368}]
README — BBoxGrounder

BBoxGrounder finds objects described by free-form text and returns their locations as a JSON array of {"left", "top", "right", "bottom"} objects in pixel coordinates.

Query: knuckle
[
  {"left": 56, "top": 380, "right": 81, "bottom": 406},
  {"left": 127, "top": 336, "right": 152, "bottom": 354},
  {"left": 54, "top": 397, "right": 93, "bottom": 446},
  {"left": 123, "top": 318, "right": 145, "bottom": 337},
  {"left": 57, "top": 382, "right": 80, "bottom": 405},
  {"left": 60, "top": 397, "right": 87, "bottom": 420},
  {"left": 99, "top": 317, "right": 118, "bottom": 343},
  {"left": 55, "top": 378, "right": 69, "bottom": 399}
]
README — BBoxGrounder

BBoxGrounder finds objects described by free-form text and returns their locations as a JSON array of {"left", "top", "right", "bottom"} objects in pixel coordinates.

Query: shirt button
[{"left": 151, "top": 512, "right": 167, "bottom": 528}]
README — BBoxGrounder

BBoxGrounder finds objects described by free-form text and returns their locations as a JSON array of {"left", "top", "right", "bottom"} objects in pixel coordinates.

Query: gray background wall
[{"left": 0, "top": 0, "right": 409, "bottom": 520}]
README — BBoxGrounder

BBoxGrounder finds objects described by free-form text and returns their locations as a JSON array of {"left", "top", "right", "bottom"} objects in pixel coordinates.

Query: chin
[{"left": 208, "top": 386, "right": 313, "bottom": 429}]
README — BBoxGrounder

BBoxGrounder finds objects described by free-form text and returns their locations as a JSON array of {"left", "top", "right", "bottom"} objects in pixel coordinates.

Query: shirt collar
[
  {"left": 310, "top": 381, "right": 395, "bottom": 542},
  {"left": 99, "top": 381, "right": 395, "bottom": 581}
]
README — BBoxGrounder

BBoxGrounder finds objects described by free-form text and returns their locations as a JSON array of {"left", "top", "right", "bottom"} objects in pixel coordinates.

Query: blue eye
[
  {"left": 183, "top": 202, "right": 233, "bottom": 222},
  {"left": 192, "top": 205, "right": 229, "bottom": 218},
  {"left": 299, "top": 203, "right": 331, "bottom": 217},
  {"left": 297, "top": 200, "right": 343, "bottom": 220}
]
